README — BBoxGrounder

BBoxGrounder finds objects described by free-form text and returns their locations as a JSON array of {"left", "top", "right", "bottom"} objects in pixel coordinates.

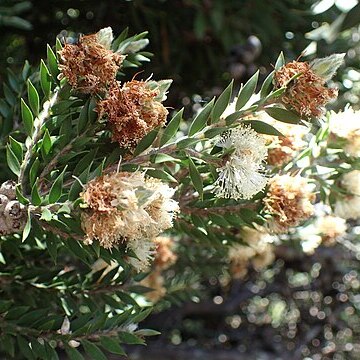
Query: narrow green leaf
[
  {"left": 42, "top": 129, "right": 52, "bottom": 154},
  {"left": 135, "top": 329, "right": 161, "bottom": 337},
  {"left": 31, "top": 181, "right": 42, "bottom": 206},
  {"left": 133, "top": 127, "right": 159, "bottom": 156},
  {"left": 49, "top": 167, "right": 67, "bottom": 203},
  {"left": 77, "top": 100, "right": 89, "bottom": 135},
  {"left": 242, "top": 120, "right": 284, "bottom": 136},
  {"left": 17, "top": 336, "right": 35, "bottom": 360},
  {"left": 188, "top": 157, "right": 203, "bottom": 199},
  {"left": 47, "top": 44, "right": 60, "bottom": 79},
  {"left": 260, "top": 70, "right": 274, "bottom": 98},
  {"left": 21, "top": 98, "right": 34, "bottom": 136},
  {"left": 82, "top": 340, "right": 107, "bottom": 360},
  {"left": 118, "top": 332, "right": 145, "bottom": 345},
  {"left": 15, "top": 185, "right": 30, "bottom": 205},
  {"left": 22, "top": 210, "right": 31, "bottom": 242},
  {"left": 29, "top": 158, "right": 40, "bottom": 187},
  {"left": 40, "top": 60, "right": 51, "bottom": 98},
  {"left": 211, "top": 80, "right": 233, "bottom": 122},
  {"left": 100, "top": 337, "right": 126, "bottom": 355},
  {"left": 188, "top": 98, "right": 215, "bottom": 136},
  {"left": 159, "top": 108, "right": 183, "bottom": 146},
  {"left": 27, "top": 80, "right": 40, "bottom": 116},
  {"left": 265, "top": 107, "right": 300, "bottom": 124},
  {"left": 45, "top": 235, "right": 58, "bottom": 263},
  {"left": 9, "top": 136, "right": 23, "bottom": 162},
  {"left": 6, "top": 145, "right": 20, "bottom": 176},
  {"left": 236, "top": 70, "right": 259, "bottom": 111},
  {"left": 146, "top": 169, "right": 177, "bottom": 183},
  {"left": 65, "top": 346, "right": 85, "bottom": 360},
  {"left": 275, "top": 52, "right": 285, "bottom": 70}
]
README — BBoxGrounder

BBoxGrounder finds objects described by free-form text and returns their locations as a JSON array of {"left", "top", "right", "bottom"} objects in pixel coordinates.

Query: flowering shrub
[{"left": 0, "top": 26, "right": 358, "bottom": 359}]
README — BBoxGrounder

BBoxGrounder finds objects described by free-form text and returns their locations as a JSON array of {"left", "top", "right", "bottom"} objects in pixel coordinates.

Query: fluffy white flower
[
  {"left": 127, "top": 238, "right": 156, "bottom": 272},
  {"left": 96, "top": 27, "right": 114, "bottom": 49},
  {"left": 335, "top": 196, "right": 360, "bottom": 220},
  {"left": 329, "top": 105, "right": 360, "bottom": 157},
  {"left": 214, "top": 126, "right": 268, "bottom": 200},
  {"left": 341, "top": 170, "right": 360, "bottom": 196}
]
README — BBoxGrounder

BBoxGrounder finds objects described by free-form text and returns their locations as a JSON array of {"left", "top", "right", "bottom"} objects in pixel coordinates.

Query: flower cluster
[
  {"left": 0, "top": 181, "right": 27, "bottom": 236},
  {"left": 263, "top": 175, "right": 315, "bottom": 233},
  {"left": 335, "top": 170, "right": 360, "bottom": 220},
  {"left": 274, "top": 60, "right": 338, "bottom": 119},
  {"left": 256, "top": 111, "right": 308, "bottom": 167},
  {"left": 214, "top": 126, "right": 268, "bottom": 200},
  {"left": 329, "top": 105, "right": 360, "bottom": 157},
  {"left": 97, "top": 80, "right": 168, "bottom": 148},
  {"left": 140, "top": 236, "right": 177, "bottom": 302},
  {"left": 80, "top": 172, "right": 179, "bottom": 266},
  {"left": 58, "top": 27, "right": 124, "bottom": 94},
  {"left": 228, "top": 227, "right": 275, "bottom": 279}
]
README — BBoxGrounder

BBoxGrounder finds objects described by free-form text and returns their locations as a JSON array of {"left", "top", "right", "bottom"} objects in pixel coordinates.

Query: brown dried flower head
[
  {"left": 263, "top": 175, "right": 315, "bottom": 233},
  {"left": 80, "top": 172, "right": 179, "bottom": 249},
  {"left": 58, "top": 30, "right": 124, "bottom": 94},
  {"left": 274, "top": 61, "right": 338, "bottom": 119},
  {"left": 97, "top": 80, "right": 168, "bottom": 148}
]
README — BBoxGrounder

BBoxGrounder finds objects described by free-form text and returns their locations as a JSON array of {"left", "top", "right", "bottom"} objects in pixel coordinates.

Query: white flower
[
  {"left": 96, "top": 27, "right": 114, "bottom": 49},
  {"left": 329, "top": 105, "right": 360, "bottom": 157},
  {"left": 127, "top": 238, "right": 156, "bottom": 272},
  {"left": 214, "top": 126, "right": 268, "bottom": 200},
  {"left": 341, "top": 170, "right": 360, "bottom": 196},
  {"left": 217, "top": 126, "right": 267, "bottom": 163},
  {"left": 214, "top": 158, "right": 267, "bottom": 200},
  {"left": 335, "top": 197, "right": 360, "bottom": 220}
]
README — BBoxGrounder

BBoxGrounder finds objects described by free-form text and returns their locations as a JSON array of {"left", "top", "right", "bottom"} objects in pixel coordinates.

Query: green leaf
[
  {"left": 265, "top": 107, "right": 300, "bottom": 124},
  {"left": 211, "top": 80, "right": 233, "bottom": 122},
  {"left": 260, "top": 71, "right": 274, "bottom": 98},
  {"left": 81, "top": 340, "right": 107, "bottom": 360},
  {"left": 242, "top": 120, "right": 283, "bottom": 136},
  {"left": 9, "top": 136, "right": 23, "bottom": 162},
  {"left": 22, "top": 210, "right": 31, "bottom": 242},
  {"left": 341, "top": 3, "right": 360, "bottom": 31},
  {"left": 6, "top": 145, "right": 21, "bottom": 176},
  {"left": 31, "top": 180, "right": 42, "bottom": 206},
  {"left": 133, "top": 127, "right": 159, "bottom": 156},
  {"left": 236, "top": 70, "right": 259, "bottom": 111},
  {"left": 100, "top": 337, "right": 126, "bottom": 355},
  {"left": 48, "top": 167, "right": 67, "bottom": 203},
  {"left": 275, "top": 52, "right": 285, "bottom": 70},
  {"left": 45, "top": 235, "right": 58, "bottom": 263},
  {"left": 146, "top": 169, "right": 177, "bottom": 183},
  {"left": 135, "top": 329, "right": 161, "bottom": 337},
  {"left": 159, "top": 108, "right": 183, "bottom": 146},
  {"left": 29, "top": 158, "right": 40, "bottom": 187},
  {"left": 47, "top": 44, "right": 60, "bottom": 79},
  {"left": 40, "top": 60, "right": 51, "bottom": 98},
  {"left": 118, "top": 332, "right": 145, "bottom": 345},
  {"left": 40, "top": 208, "right": 52, "bottom": 221},
  {"left": 16, "top": 184, "right": 30, "bottom": 205},
  {"left": 65, "top": 346, "right": 85, "bottom": 360},
  {"left": 21, "top": 98, "right": 34, "bottom": 136},
  {"left": 27, "top": 80, "right": 40, "bottom": 116},
  {"left": 42, "top": 129, "right": 52, "bottom": 154},
  {"left": 77, "top": 100, "right": 89, "bottom": 135},
  {"left": 17, "top": 336, "right": 35, "bottom": 360},
  {"left": 188, "top": 98, "right": 215, "bottom": 136},
  {"left": 188, "top": 157, "right": 203, "bottom": 200}
]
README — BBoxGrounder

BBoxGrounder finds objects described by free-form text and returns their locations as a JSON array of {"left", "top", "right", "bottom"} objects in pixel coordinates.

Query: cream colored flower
[
  {"left": 329, "top": 105, "right": 360, "bottom": 157},
  {"left": 315, "top": 215, "right": 347, "bottom": 246},
  {"left": 80, "top": 172, "right": 179, "bottom": 249},
  {"left": 228, "top": 226, "right": 275, "bottom": 279},
  {"left": 264, "top": 175, "right": 315, "bottom": 233},
  {"left": 214, "top": 126, "right": 268, "bottom": 200}
]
